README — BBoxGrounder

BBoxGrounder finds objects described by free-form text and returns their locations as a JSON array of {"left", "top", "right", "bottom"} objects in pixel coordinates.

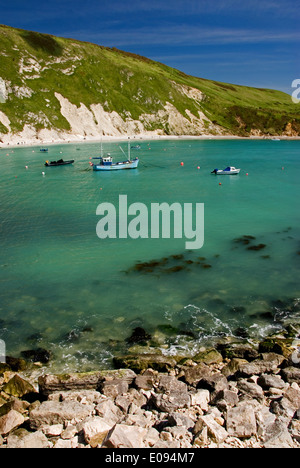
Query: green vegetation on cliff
[{"left": 0, "top": 24, "right": 299, "bottom": 138}]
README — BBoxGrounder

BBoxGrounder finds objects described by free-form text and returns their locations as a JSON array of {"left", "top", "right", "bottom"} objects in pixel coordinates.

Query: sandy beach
[{"left": 1, "top": 130, "right": 299, "bottom": 150}]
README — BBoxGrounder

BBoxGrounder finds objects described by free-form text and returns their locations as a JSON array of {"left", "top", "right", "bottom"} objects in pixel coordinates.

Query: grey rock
[
  {"left": 104, "top": 424, "right": 148, "bottom": 448},
  {"left": 197, "top": 373, "right": 229, "bottom": 399},
  {"left": 189, "top": 389, "right": 210, "bottom": 410},
  {"left": 78, "top": 416, "right": 114, "bottom": 447},
  {"left": 281, "top": 367, "right": 300, "bottom": 384},
  {"left": 135, "top": 374, "right": 155, "bottom": 391},
  {"left": 237, "top": 379, "right": 265, "bottom": 401},
  {"left": 180, "top": 364, "right": 211, "bottom": 386},
  {"left": 98, "top": 369, "right": 137, "bottom": 398},
  {"left": 0, "top": 410, "right": 25, "bottom": 435},
  {"left": 271, "top": 386, "right": 300, "bottom": 419},
  {"left": 257, "top": 373, "right": 286, "bottom": 390},
  {"left": 29, "top": 400, "right": 94, "bottom": 430},
  {"left": 38, "top": 372, "right": 104, "bottom": 396},
  {"left": 238, "top": 353, "right": 285, "bottom": 376},
  {"left": 213, "top": 389, "right": 239, "bottom": 407},
  {"left": 168, "top": 412, "right": 194, "bottom": 429},
  {"left": 193, "top": 415, "right": 228, "bottom": 444},
  {"left": 6, "top": 428, "right": 51, "bottom": 448},
  {"left": 263, "top": 419, "right": 294, "bottom": 448},
  {"left": 156, "top": 375, "right": 188, "bottom": 394},
  {"left": 95, "top": 398, "right": 123, "bottom": 423},
  {"left": 226, "top": 403, "right": 257, "bottom": 438},
  {"left": 152, "top": 391, "right": 190, "bottom": 413}
]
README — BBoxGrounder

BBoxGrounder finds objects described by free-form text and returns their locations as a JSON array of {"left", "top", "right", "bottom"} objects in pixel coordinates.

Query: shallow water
[{"left": 0, "top": 139, "right": 299, "bottom": 372}]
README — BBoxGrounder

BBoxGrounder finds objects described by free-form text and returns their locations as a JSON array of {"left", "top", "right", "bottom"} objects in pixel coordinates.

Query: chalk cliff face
[{"left": 0, "top": 24, "right": 299, "bottom": 145}]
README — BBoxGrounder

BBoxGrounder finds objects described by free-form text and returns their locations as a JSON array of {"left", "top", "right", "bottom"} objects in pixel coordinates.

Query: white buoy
[{"left": 42, "top": 172, "right": 45, "bottom": 176}]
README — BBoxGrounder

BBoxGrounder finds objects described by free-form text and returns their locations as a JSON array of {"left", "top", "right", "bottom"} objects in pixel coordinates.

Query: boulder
[
  {"left": 263, "top": 419, "right": 295, "bottom": 448},
  {"left": 197, "top": 373, "right": 229, "bottom": 399},
  {"left": 193, "top": 348, "right": 223, "bottom": 366},
  {"left": 219, "top": 343, "right": 259, "bottom": 361},
  {"left": 237, "top": 353, "right": 285, "bottom": 376},
  {"left": 152, "top": 392, "right": 190, "bottom": 413},
  {"left": 6, "top": 428, "right": 51, "bottom": 448},
  {"left": 179, "top": 364, "right": 211, "bottom": 386},
  {"left": 213, "top": 389, "right": 239, "bottom": 408},
  {"left": 2, "top": 374, "right": 36, "bottom": 398},
  {"left": 258, "top": 338, "right": 293, "bottom": 358},
  {"left": 98, "top": 369, "right": 137, "bottom": 398},
  {"left": 78, "top": 416, "right": 114, "bottom": 447},
  {"left": 29, "top": 400, "right": 94, "bottom": 430},
  {"left": 113, "top": 354, "right": 177, "bottom": 373},
  {"left": 135, "top": 373, "right": 156, "bottom": 391},
  {"left": 237, "top": 379, "right": 265, "bottom": 401},
  {"left": 95, "top": 399, "right": 123, "bottom": 424},
  {"left": 168, "top": 412, "right": 194, "bottom": 430},
  {"left": 0, "top": 397, "right": 30, "bottom": 416},
  {"left": 189, "top": 389, "right": 210, "bottom": 411},
  {"left": 38, "top": 371, "right": 104, "bottom": 396},
  {"left": 257, "top": 373, "right": 286, "bottom": 390},
  {"left": 226, "top": 403, "right": 257, "bottom": 438},
  {"left": 193, "top": 415, "right": 228, "bottom": 444},
  {"left": 281, "top": 367, "right": 300, "bottom": 385},
  {"left": 104, "top": 424, "right": 148, "bottom": 448},
  {"left": 156, "top": 375, "right": 188, "bottom": 394},
  {"left": 271, "top": 386, "right": 300, "bottom": 419},
  {"left": 0, "top": 409, "right": 25, "bottom": 435},
  {"left": 21, "top": 348, "right": 51, "bottom": 364},
  {"left": 221, "top": 358, "right": 248, "bottom": 378}
]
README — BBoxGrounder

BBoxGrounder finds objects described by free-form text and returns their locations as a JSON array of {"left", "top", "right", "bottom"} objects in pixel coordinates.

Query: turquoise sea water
[{"left": 0, "top": 139, "right": 299, "bottom": 372}]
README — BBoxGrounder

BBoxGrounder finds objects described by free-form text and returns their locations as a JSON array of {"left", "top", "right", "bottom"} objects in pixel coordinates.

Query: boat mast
[{"left": 100, "top": 129, "right": 103, "bottom": 157}]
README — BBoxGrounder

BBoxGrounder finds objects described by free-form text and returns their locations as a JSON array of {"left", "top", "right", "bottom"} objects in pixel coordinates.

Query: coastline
[
  {"left": 1, "top": 132, "right": 300, "bottom": 150},
  {"left": 0, "top": 327, "right": 299, "bottom": 448}
]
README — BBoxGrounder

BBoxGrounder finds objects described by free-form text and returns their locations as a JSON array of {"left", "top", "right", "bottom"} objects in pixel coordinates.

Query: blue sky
[{"left": 1, "top": 0, "right": 299, "bottom": 94}]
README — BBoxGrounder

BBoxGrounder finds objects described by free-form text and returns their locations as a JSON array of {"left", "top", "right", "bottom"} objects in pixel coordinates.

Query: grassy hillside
[{"left": 0, "top": 24, "right": 299, "bottom": 138}]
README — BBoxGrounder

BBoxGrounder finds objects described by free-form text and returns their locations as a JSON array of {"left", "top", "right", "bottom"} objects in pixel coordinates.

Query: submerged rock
[
  {"left": 126, "top": 327, "right": 152, "bottom": 345},
  {"left": 21, "top": 348, "right": 51, "bottom": 364},
  {"left": 247, "top": 244, "right": 267, "bottom": 251}
]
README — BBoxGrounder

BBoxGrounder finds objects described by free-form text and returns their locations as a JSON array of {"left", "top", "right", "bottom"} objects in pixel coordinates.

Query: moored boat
[
  {"left": 211, "top": 166, "right": 240, "bottom": 175},
  {"left": 45, "top": 159, "right": 74, "bottom": 167},
  {"left": 40, "top": 148, "right": 48, "bottom": 152},
  {"left": 92, "top": 155, "right": 139, "bottom": 171},
  {"left": 92, "top": 139, "right": 139, "bottom": 171}
]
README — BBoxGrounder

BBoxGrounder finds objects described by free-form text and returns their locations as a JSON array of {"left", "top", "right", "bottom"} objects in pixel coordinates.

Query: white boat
[
  {"left": 92, "top": 138, "right": 139, "bottom": 171},
  {"left": 211, "top": 166, "right": 241, "bottom": 175},
  {"left": 92, "top": 154, "right": 139, "bottom": 171}
]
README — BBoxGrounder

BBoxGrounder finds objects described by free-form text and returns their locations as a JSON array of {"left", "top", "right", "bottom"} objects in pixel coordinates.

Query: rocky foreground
[{"left": 0, "top": 333, "right": 300, "bottom": 449}]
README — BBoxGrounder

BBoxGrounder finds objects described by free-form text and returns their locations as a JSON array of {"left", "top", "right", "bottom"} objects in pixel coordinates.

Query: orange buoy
[
  {"left": 181, "top": 162, "right": 184, "bottom": 166},
  {"left": 197, "top": 166, "right": 200, "bottom": 169},
  {"left": 219, "top": 182, "right": 222, "bottom": 185}
]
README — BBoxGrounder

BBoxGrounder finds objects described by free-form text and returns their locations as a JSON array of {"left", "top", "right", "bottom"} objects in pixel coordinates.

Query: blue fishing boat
[
  {"left": 93, "top": 155, "right": 139, "bottom": 171},
  {"left": 92, "top": 139, "right": 139, "bottom": 171},
  {"left": 40, "top": 147, "right": 48, "bottom": 152}
]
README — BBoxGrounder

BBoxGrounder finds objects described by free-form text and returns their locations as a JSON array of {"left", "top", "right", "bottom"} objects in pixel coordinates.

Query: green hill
[{"left": 0, "top": 24, "right": 299, "bottom": 142}]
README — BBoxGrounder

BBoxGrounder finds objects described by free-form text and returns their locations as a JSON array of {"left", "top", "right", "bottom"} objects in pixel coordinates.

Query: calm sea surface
[{"left": 0, "top": 139, "right": 299, "bottom": 372}]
